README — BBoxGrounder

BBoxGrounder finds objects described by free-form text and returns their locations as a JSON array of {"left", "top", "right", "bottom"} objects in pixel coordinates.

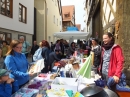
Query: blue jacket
[
  {"left": 107, "top": 73, "right": 130, "bottom": 92},
  {"left": 41, "top": 47, "right": 51, "bottom": 63},
  {"left": 4, "top": 51, "right": 30, "bottom": 86},
  {"left": 0, "top": 80, "right": 19, "bottom": 97}
]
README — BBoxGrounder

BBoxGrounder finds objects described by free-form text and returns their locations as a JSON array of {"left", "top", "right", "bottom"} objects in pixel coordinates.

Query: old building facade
[
  {"left": 85, "top": 0, "right": 130, "bottom": 85},
  {"left": 34, "top": 0, "right": 62, "bottom": 43},
  {"left": 85, "top": 0, "right": 130, "bottom": 67},
  {"left": 62, "top": 5, "right": 75, "bottom": 31},
  {"left": 0, "top": 0, "right": 34, "bottom": 45}
]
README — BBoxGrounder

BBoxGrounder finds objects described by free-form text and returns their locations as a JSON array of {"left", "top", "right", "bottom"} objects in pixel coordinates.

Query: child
[
  {"left": 72, "top": 61, "right": 80, "bottom": 71},
  {"left": 71, "top": 61, "right": 81, "bottom": 77},
  {"left": 0, "top": 69, "right": 19, "bottom": 97}
]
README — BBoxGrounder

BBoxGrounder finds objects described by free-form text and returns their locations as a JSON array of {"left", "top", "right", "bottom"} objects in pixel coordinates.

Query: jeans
[{"left": 102, "top": 73, "right": 116, "bottom": 92}]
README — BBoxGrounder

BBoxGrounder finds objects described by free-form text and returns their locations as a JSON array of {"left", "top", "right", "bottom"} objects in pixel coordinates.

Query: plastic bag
[
  {"left": 34, "top": 59, "right": 45, "bottom": 73},
  {"left": 29, "top": 59, "right": 45, "bottom": 73}
]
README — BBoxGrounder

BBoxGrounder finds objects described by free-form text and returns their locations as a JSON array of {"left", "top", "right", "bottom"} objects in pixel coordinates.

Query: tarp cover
[
  {"left": 67, "top": 27, "right": 78, "bottom": 31},
  {"left": 53, "top": 31, "right": 89, "bottom": 39}
]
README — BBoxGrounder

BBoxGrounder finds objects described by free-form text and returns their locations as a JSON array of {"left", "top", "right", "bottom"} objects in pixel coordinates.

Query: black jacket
[
  {"left": 49, "top": 52, "right": 60, "bottom": 66},
  {"left": 92, "top": 45, "right": 101, "bottom": 67},
  {"left": 31, "top": 45, "right": 39, "bottom": 55}
]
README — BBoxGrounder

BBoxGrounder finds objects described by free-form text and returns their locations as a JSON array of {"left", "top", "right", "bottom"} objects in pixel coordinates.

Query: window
[
  {"left": 0, "top": 0, "right": 13, "bottom": 18},
  {"left": 53, "top": 15, "right": 55, "bottom": 23},
  {"left": 0, "top": 32, "right": 11, "bottom": 46},
  {"left": 19, "top": 3, "right": 27, "bottom": 23},
  {"left": 59, "top": 21, "right": 61, "bottom": 25},
  {"left": 64, "top": 12, "right": 70, "bottom": 18},
  {"left": 46, "top": 8, "right": 48, "bottom": 15},
  {"left": 57, "top": 19, "right": 58, "bottom": 26},
  {"left": 64, "top": 14, "right": 69, "bottom": 17}
]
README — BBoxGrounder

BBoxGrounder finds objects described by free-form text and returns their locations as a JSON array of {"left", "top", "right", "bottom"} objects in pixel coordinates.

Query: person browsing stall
[
  {"left": 99, "top": 32, "right": 124, "bottom": 91},
  {"left": 0, "top": 69, "right": 19, "bottom": 97},
  {"left": 66, "top": 42, "right": 76, "bottom": 58},
  {"left": 19, "top": 36, "right": 31, "bottom": 58},
  {"left": 91, "top": 38, "right": 101, "bottom": 68},
  {"left": 4, "top": 40, "right": 34, "bottom": 88},
  {"left": 48, "top": 50, "right": 61, "bottom": 71}
]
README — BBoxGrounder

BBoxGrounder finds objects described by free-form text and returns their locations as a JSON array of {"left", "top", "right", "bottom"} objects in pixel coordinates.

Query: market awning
[{"left": 53, "top": 31, "right": 89, "bottom": 39}]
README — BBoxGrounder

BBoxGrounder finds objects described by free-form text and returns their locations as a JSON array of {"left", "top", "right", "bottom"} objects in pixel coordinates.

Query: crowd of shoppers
[{"left": 0, "top": 32, "right": 125, "bottom": 95}]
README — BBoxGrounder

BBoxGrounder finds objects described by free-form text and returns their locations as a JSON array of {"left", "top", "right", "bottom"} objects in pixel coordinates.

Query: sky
[{"left": 61, "top": 0, "right": 86, "bottom": 30}]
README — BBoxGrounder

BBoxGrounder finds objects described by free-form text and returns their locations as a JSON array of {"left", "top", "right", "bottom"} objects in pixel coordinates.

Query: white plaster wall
[
  {"left": 0, "top": 0, "right": 34, "bottom": 34},
  {"left": 47, "top": 0, "right": 62, "bottom": 42}
]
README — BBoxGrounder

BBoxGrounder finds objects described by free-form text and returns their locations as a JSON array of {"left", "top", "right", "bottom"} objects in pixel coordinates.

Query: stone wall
[
  {"left": 116, "top": 0, "right": 130, "bottom": 68},
  {"left": 116, "top": 0, "right": 130, "bottom": 86},
  {"left": 92, "top": 0, "right": 130, "bottom": 68}
]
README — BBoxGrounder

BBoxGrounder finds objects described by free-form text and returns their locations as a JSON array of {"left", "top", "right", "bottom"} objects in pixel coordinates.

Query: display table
[{"left": 12, "top": 73, "right": 96, "bottom": 97}]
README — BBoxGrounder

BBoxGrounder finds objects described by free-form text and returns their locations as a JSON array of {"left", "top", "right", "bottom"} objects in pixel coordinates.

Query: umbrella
[{"left": 77, "top": 55, "right": 92, "bottom": 79}]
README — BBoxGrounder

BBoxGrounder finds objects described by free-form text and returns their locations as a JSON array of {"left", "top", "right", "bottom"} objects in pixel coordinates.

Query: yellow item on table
[
  {"left": 46, "top": 88, "right": 67, "bottom": 97},
  {"left": 91, "top": 51, "right": 94, "bottom": 66},
  {"left": 74, "top": 92, "right": 84, "bottom": 97}
]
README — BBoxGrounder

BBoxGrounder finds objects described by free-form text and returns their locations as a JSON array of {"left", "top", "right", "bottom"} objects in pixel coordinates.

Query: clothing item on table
[{"left": 12, "top": 88, "right": 38, "bottom": 97}]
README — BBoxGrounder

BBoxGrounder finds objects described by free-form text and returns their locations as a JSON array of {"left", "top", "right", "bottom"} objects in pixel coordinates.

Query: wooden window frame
[
  {"left": 0, "top": 0, "right": 13, "bottom": 18},
  {"left": 19, "top": 3, "right": 27, "bottom": 23},
  {"left": 0, "top": 32, "right": 12, "bottom": 45},
  {"left": 57, "top": 18, "right": 58, "bottom": 26}
]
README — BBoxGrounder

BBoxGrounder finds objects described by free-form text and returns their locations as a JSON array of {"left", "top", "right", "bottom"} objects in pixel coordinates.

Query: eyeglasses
[{"left": 15, "top": 46, "right": 22, "bottom": 49}]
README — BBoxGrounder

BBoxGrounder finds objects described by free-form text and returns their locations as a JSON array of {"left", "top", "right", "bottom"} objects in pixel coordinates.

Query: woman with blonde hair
[{"left": 4, "top": 40, "right": 34, "bottom": 88}]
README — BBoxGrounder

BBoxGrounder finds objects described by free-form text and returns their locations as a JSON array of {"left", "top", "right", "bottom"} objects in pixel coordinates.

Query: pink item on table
[
  {"left": 84, "top": 50, "right": 88, "bottom": 55},
  {"left": 38, "top": 74, "right": 47, "bottom": 78},
  {"left": 73, "top": 51, "right": 77, "bottom": 57}
]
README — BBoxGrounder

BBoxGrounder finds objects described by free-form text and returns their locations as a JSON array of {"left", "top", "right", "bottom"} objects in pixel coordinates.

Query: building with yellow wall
[{"left": 34, "top": 0, "right": 62, "bottom": 43}]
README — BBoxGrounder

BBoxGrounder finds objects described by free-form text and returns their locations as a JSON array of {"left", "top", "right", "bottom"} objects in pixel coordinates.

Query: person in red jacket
[{"left": 99, "top": 32, "right": 124, "bottom": 91}]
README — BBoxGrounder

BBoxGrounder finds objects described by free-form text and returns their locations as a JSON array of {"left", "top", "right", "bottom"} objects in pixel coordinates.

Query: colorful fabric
[{"left": 13, "top": 88, "right": 38, "bottom": 97}]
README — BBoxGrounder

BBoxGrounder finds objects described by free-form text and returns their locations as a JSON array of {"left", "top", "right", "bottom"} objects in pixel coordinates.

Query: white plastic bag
[{"left": 33, "top": 58, "right": 45, "bottom": 73}]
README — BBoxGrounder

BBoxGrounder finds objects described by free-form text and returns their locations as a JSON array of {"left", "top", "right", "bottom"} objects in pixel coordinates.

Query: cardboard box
[{"left": 51, "top": 77, "right": 78, "bottom": 92}]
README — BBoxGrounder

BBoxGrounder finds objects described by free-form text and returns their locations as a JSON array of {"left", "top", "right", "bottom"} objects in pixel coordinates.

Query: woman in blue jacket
[{"left": 4, "top": 40, "right": 34, "bottom": 88}]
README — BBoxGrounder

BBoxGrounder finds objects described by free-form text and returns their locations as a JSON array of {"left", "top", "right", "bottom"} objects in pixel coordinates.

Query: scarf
[{"left": 102, "top": 41, "right": 114, "bottom": 50}]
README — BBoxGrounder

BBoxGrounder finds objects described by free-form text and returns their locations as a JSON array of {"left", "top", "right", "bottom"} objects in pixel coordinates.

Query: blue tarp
[{"left": 67, "top": 27, "right": 79, "bottom": 31}]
